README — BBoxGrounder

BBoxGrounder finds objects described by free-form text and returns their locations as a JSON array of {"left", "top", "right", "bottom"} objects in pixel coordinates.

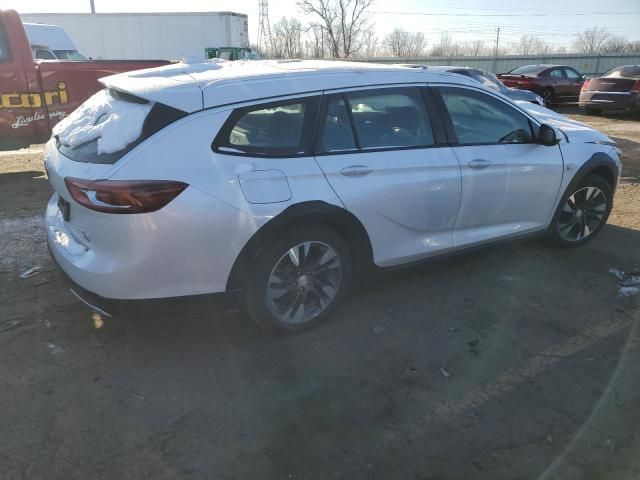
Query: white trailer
[{"left": 20, "top": 12, "right": 249, "bottom": 61}]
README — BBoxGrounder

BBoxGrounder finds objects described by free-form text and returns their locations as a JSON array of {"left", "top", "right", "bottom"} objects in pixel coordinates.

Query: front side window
[
  {"left": 439, "top": 87, "right": 534, "bottom": 145},
  {"left": 564, "top": 68, "right": 582, "bottom": 81},
  {"left": 344, "top": 87, "right": 435, "bottom": 149},
  {"left": 217, "top": 98, "right": 314, "bottom": 156}
]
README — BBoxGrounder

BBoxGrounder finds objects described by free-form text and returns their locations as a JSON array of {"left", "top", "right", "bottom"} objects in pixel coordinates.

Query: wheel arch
[
  {"left": 570, "top": 152, "right": 619, "bottom": 192},
  {"left": 226, "top": 201, "right": 374, "bottom": 291}
]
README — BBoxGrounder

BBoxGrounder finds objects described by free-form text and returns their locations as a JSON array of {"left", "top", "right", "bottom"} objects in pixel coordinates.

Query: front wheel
[
  {"left": 244, "top": 224, "right": 353, "bottom": 334},
  {"left": 548, "top": 174, "right": 613, "bottom": 247}
]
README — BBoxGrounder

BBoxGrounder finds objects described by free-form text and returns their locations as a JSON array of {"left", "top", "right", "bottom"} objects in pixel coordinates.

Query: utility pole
[
  {"left": 257, "top": 0, "right": 272, "bottom": 56},
  {"left": 492, "top": 27, "right": 500, "bottom": 73},
  {"left": 90, "top": 0, "right": 95, "bottom": 13}
]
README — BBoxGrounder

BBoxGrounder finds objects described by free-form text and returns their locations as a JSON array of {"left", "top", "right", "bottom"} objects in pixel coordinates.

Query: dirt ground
[{"left": 1, "top": 108, "right": 639, "bottom": 480}]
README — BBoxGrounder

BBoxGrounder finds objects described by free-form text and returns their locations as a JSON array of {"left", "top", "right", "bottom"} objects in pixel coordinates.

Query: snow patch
[{"left": 53, "top": 89, "right": 152, "bottom": 155}]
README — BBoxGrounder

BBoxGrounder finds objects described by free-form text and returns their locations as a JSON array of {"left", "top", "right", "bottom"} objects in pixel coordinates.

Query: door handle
[
  {"left": 340, "top": 165, "right": 373, "bottom": 177},
  {"left": 467, "top": 159, "right": 491, "bottom": 170}
]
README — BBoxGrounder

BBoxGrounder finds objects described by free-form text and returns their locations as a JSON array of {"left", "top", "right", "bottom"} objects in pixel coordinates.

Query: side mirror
[{"left": 538, "top": 124, "right": 558, "bottom": 146}]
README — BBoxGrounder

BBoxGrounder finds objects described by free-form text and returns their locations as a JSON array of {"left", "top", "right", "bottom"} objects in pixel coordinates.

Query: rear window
[
  {"left": 508, "top": 65, "right": 546, "bottom": 76},
  {"left": 54, "top": 89, "right": 185, "bottom": 164},
  {"left": 603, "top": 66, "right": 640, "bottom": 79}
]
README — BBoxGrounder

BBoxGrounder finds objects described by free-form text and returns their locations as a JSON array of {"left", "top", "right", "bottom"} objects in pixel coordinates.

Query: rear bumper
[
  {"left": 47, "top": 233, "right": 241, "bottom": 317},
  {"left": 579, "top": 91, "right": 640, "bottom": 111}
]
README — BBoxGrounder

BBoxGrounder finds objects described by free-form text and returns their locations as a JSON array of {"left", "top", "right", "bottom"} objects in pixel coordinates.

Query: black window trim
[
  {"left": 212, "top": 96, "right": 320, "bottom": 158},
  {"left": 430, "top": 84, "right": 539, "bottom": 147},
  {"left": 313, "top": 85, "right": 446, "bottom": 157}
]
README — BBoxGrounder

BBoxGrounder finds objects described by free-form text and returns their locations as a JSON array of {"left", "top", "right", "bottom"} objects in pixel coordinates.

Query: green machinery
[{"left": 204, "top": 47, "right": 261, "bottom": 61}]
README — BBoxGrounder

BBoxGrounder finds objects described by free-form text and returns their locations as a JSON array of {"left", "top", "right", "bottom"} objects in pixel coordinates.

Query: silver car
[{"left": 402, "top": 65, "right": 545, "bottom": 106}]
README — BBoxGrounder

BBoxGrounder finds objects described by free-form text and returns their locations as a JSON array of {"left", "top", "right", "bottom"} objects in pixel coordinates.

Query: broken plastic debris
[
  {"left": 610, "top": 268, "right": 640, "bottom": 297},
  {"left": 45, "top": 342, "right": 64, "bottom": 355},
  {"left": 440, "top": 368, "right": 450, "bottom": 378},
  {"left": 20, "top": 266, "right": 41, "bottom": 279}
]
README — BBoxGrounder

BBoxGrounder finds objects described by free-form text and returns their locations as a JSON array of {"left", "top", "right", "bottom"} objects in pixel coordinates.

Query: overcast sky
[{"left": 9, "top": 0, "right": 640, "bottom": 49}]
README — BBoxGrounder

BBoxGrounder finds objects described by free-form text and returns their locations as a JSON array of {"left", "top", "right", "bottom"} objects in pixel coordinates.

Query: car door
[
  {"left": 313, "top": 86, "right": 462, "bottom": 267},
  {"left": 433, "top": 85, "right": 563, "bottom": 247},
  {"left": 548, "top": 68, "right": 570, "bottom": 100},
  {"left": 563, "top": 67, "right": 585, "bottom": 100}
]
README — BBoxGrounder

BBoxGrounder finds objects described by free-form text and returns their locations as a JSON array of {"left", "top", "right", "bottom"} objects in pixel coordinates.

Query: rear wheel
[
  {"left": 542, "top": 88, "right": 554, "bottom": 107},
  {"left": 548, "top": 174, "right": 612, "bottom": 247},
  {"left": 244, "top": 224, "right": 353, "bottom": 334}
]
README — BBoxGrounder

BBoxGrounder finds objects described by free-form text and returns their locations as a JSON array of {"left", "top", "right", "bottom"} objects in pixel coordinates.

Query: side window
[
  {"left": 36, "top": 49, "right": 57, "bottom": 60},
  {"left": 549, "top": 69, "right": 566, "bottom": 79},
  {"left": 0, "top": 21, "right": 10, "bottom": 62},
  {"left": 344, "top": 87, "right": 435, "bottom": 149},
  {"left": 439, "top": 87, "right": 534, "bottom": 145},
  {"left": 320, "top": 96, "right": 357, "bottom": 152},
  {"left": 564, "top": 68, "right": 582, "bottom": 81},
  {"left": 215, "top": 97, "right": 315, "bottom": 156}
]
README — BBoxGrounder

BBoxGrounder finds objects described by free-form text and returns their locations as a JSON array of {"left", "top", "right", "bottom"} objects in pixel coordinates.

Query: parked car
[
  {"left": 401, "top": 65, "right": 543, "bottom": 105},
  {"left": 0, "top": 9, "right": 169, "bottom": 151},
  {"left": 497, "top": 64, "right": 585, "bottom": 105},
  {"left": 45, "top": 60, "right": 621, "bottom": 333},
  {"left": 579, "top": 65, "right": 640, "bottom": 115}
]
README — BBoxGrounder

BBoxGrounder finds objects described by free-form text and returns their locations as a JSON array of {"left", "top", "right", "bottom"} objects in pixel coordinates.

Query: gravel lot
[{"left": 1, "top": 108, "right": 639, "bottom": 480}]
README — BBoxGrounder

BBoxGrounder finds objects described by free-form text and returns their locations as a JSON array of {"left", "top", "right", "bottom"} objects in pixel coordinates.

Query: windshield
[
  {"left": 602, "top": 65, "right": 640, "bottom": 79},
  {"left": 53, "top": 50, "right": 88, "bottom": 60},
  {"left": 508, "top": 65, "right": 547, "bottom": 75},
  {"left": 471, "top": 70, "right": 507, "bottom": 92}
]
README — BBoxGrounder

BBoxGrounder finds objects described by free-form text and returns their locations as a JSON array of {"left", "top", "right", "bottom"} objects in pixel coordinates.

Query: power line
[{"left": 371, "top": 10, "right": 640, "bottom": 17}]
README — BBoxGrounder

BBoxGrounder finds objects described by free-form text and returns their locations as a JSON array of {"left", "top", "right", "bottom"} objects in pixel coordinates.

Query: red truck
[{"left": 0, "top": 9, "right": 169, "bottom": 151}]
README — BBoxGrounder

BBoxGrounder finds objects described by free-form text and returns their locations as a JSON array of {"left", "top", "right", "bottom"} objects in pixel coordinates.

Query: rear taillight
[
  {"left": 64, "top": 178, "right": 188, "bottom": 214},
  {"left": 631, "top": 80, "right": 640, "bottom": 93},
  {"left": 581, "top": 79, "right": 591, "bottom": 91}
]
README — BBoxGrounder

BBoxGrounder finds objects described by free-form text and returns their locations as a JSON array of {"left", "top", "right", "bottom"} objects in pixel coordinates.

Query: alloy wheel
[
  {"left": 266, "top": 241, "right": 343, "bottom": 324},
  {"left": 557, "top": 186, "right": 607, "bottom": 242}
]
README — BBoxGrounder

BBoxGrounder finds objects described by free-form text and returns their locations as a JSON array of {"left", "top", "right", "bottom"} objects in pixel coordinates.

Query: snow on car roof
[{"left": 100, "top": 59, "right": 476, "bottom": 113}]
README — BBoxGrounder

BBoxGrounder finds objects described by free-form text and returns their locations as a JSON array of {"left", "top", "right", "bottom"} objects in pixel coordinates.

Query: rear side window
[
  {"left": 55, "top": 89, "right": 186, "bottom": 164},
  {"left": 215, "top": 97, "right": 317, "bottom": 157},
  {"left": 438, "top": 87, "right": 534, "bottom": 145},
  {"left": 320, "top": 96, "right": 357, "bottom": 152},
  {"left": 0, "top": 20, "right": 10, "bottom": 62},
  {"left": 345, "top": 87, "right": 435, "bottom": 149},
  {"left": 549, "top": 69, "right": 565, "bottom": 79}
]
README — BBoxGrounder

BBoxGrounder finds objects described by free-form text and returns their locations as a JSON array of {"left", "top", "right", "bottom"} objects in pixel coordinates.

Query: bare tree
[
  {"left": 358, "top": 28, "right": 379, "bottom": 58},
  {"left": 430, "top": 32, "right": 460, "bottom": 57},
  {"left": 603, "top": 35, "right": 630, "bottom": 54},
  {"left": 303, "top": 23, "right": 326, "bottom": 58},
  {"left": 298, "top": 0, "right": 374, "bottom": 58},
  {"left": 573, "top": 27, "right": 612, "bottom": 54},
  {"left": 382, "top": 28, "right": 426, "bottom": 57},
  {"left": 516, "top": 35, "right": 551, "bottom": 55},
  {"left": 271, "top": 17, "right": 303, "bottom": 58},
  {"left": 628, "top": 40, "right": 640, "bottom": 53},
  {"left": 462, "top": 40, "right": 487, "bottom": 56}
]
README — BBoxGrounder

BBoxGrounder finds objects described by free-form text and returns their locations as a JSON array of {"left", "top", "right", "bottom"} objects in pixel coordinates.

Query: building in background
[{"left": 20, "top": 12, "right": 249, "bottom": 60}]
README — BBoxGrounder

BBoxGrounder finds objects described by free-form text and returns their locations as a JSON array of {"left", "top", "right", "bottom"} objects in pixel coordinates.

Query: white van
[{"left": 23, "top": 22, "right": 87, "bottom": 60}]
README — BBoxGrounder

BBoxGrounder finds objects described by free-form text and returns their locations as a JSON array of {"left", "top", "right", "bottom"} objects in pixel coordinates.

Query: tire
[
  {"left": 542, "top": 88, "right": 554, "bottom": 107},
  {"left": 244, "top": 224, "right": 353, "bottom": 334},
  {"left": 547, "top": 173, "right": 613, "bottom": 248},
  {"left": 585, "top": 106, "right": 602, "bottom": 116}
]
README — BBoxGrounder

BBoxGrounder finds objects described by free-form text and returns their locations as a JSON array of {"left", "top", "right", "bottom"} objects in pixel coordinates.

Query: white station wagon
[{"left": 45, "top": 60, "right": 622, "bottom": 333}]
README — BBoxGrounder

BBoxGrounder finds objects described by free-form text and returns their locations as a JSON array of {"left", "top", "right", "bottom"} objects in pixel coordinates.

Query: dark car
[
  {"left": 497, "top": 65, "right": 585, "bottom": 106},
  {"left": 579, "top": 65, "right": 640, "bottom": 115}
]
